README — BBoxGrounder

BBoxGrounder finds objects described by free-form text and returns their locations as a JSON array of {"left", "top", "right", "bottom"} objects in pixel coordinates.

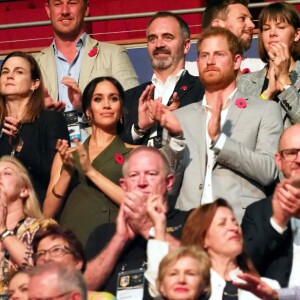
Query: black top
[
  {"left": 121, "top": 71, "right": 204, "bottom": 145},
  {"left": 241, "top": 196, "right": 293, "bottom": 287},
  {"left": 0, "top": 110, "right": 69, "bottom": 205},
  {"left": 85, "top": 208, "right": 191, "bottom": 299}
]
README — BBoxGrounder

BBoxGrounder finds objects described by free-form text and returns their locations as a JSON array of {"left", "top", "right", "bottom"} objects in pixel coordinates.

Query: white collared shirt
[
  {"left": 200, "top": 88, "right": 237, "bottom": 205},
  {"left": 131, "top": 69, "right": 185, "bottom": 142},
  {"left": 270, "top": 217, "right": 300, "bottom": 287},
  {"left": 210, "top": 268, "right": 280, "bottom": 300}
]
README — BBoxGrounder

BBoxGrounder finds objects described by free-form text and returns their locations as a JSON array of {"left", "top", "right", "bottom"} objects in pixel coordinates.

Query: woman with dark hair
[
  {"left": 0, "top": 51, "right": 69, "bottom": 204},
  {"left": 146, "top": 198, "right": 280, "bottom": 300},
  {"left": 31, "top": 224, "right": 117, "bottom": 300},
  {"left": 8, "top": 270, "right": 30, "bottom": 300},
  {"left": 238, "top": 2, "right": 300, "bottom": 128},
  {"left": 43, "top": 76, "right": 134, "bottom": 246}
]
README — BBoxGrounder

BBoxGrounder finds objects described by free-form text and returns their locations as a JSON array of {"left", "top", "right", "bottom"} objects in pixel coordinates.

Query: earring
[
  {"left": 31, "top": 87, "right": 35, "bottom": 92},
  {"left": 120, "top": 115, "right": 123, "bottom": 125}
]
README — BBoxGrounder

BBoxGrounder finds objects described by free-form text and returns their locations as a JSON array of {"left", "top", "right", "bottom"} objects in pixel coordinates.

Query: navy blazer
[
  {"left": 120, "top": 71, "right": 204, "bottom": 144},
  {"left": 242, "top": 196, "right": 293, "bottom": 287}
]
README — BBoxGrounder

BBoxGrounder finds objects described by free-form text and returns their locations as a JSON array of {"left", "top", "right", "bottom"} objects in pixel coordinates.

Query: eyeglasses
[
  {"left": 34, "top": 245, "right": 73, "bottom": 262},
  {"left": 280, "top": 148, "right": 300, "bottom": 162},
  {"left": 28, "top": 291, "right": 72, "bottom": 300}
]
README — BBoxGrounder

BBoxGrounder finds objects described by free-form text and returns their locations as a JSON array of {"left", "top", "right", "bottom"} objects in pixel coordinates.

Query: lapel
[
  {"left": 238, "top": 67, "right": 267, "bottom": 95},
  {"left": 174, "top": 71, "right": 195, "bottom": 99},
  {"left": 79, "top": 35, "right": 99, "bottom": 90},
  {"left": 39, "top": 46, "right": 58, "bottom": 100},
  {"left": 222, "top": 90, "right": 247, "bottom": 136}
]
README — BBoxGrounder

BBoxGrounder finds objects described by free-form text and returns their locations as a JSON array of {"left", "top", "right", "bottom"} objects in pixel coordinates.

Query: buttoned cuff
[
  {"left": 210, "top": 133, "right": 227, "bottom": 152},
  {"left": 278, "top": 287, "right": 298, "bottom": 300},
  {"left": 131, "top": 124, "right": 144, "bottom": 141},
  {"left": 169, "top": 136, "right": 185, "bottom": 152}
]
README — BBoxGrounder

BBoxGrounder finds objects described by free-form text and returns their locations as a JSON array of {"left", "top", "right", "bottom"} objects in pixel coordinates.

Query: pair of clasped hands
[
  {"left": 137, "top": 84, "right": 183, "bottom": 137},
  {"left": 138, "top": 84, "right": 224, "bottom": 143},
  {"left": 263, "top": 42, "right": 293, "bottom": 99},
  {"left": 55, "top": 138, "right": 92, "bottom": 176},
  {"left": 115, "top": 191, "right": 167, "bottom": 242},
  {"left": 44, "top": 77, "right": 82, "bottom": 112}
]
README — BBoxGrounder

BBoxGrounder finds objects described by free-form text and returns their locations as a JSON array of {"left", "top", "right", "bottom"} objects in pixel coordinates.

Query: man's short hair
[
  {"left": 29, "top": 263, "right": 87, "bottom": 300},
  {"left": 32, "top": 224, "right": 87, "bottom": 272},
  {"left": 202, "top": 0, "right": 249, "bottom": 29},
  {"left": 147, "top": 11, "right": 190, "bottom": 41},
  {"left": 122, "top": 146, "right": 172, "bottom": 177},
  {"left": 197, "top": 26, "right": 244, "bottom": 57}
]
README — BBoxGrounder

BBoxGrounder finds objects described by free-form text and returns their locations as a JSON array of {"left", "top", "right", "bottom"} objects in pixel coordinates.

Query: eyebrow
[
  {"left": 1, "top": 67, "right": 26, "bottom": 72},
  {"left": 92, "top": 93, "right": 119, "bottom": 97},
  {"left": 37, "top": 244, "right": 65, "bottom": 251},
  {"left": 1, "top": 167, "right": 17, "bottom": 174},
  {"left": 8, "top": 283, "right": 28, "bottom": 293}
]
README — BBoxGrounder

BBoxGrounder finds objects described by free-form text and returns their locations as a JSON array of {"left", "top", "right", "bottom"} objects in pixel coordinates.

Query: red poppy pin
[
  {"left": 235, "top": 98, "right": 247, "bottom": 109},
  {"left": 180, "top": 85, "right": 188, "bottom": 91},
  {"left": 88, "top": 47, "right": 98, "bottom": 57},
  {"left": 241, "top": 68, "right": 250, "bottom": 74},
  {"left": 115, "top": 153, "right": 124, "bottom": 165}
]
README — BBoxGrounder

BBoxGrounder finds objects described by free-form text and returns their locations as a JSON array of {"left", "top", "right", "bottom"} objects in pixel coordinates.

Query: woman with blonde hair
[
  {"left": 156, "top": 246, "right": 211, "bottom": 300},
  {"left": 0, "top": 156, "right": 54, "bottom": 297}
]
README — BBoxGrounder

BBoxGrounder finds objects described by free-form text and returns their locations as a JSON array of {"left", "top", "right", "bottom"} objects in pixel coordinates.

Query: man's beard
[
  {"left": 200, "top": 67, "right": 236, "bottom": 90},
  {"left": 151, "top": 48, "right": 183, "bottom": 70},
  {"left": 239, "top": 34, "right": 253, "bottom": 52}
]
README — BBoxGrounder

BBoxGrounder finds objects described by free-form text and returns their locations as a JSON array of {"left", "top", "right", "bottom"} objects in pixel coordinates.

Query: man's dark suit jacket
[
  {"left": 120, "top": 71, "right": 204, "bottom": 144},
  {"left": 242, "top": 196, "right": 293, "bottom": 287}
]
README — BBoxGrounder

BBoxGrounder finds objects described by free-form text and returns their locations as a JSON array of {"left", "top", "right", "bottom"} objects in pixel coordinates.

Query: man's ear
[
  {"left": 84, "top": 1, "right": 90, "bottom": 17},
  {"left": 70, "top": 291, "right": 82, "bottom": 300},
  {"left": 233, "top": 54, "right": 242, "bottom": 71},
  {"left": 274, "top": 152, "right": 282, "bottom": 172},
  {"left": 166, "top": 174, "right": 175, "bottom": 192},
  {"left": 45, "top": 2, "right": 51, "bottom": 19},
  {"left": 119, "top": 178, "right": 127, "bottom": 191},
  {"left": 211, "top": 19, "right": 225, "bottom": 28},
  {"left": 183, "top": 39, "right": 191, "bottom": 55}
]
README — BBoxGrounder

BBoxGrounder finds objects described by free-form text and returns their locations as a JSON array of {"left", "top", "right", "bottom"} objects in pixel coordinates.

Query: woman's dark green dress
[{"left": 59, "top": 136, "right": 132, "bottom": 246}]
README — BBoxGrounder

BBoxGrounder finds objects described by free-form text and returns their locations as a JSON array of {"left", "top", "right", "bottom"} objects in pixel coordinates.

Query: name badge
[
  {"left": 63, "top": 110, "right": 79, "bottom": 125},
  {"left": 116, "top": 268, "right": 145, "bottom": 300},
  {"left": 68, "top": 124, "right": 81, "bottom": 141}
]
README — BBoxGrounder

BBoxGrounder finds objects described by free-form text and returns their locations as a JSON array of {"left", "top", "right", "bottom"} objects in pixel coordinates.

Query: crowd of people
[{"left": 0, "top": 0, "right": 300, "bottom": 300}]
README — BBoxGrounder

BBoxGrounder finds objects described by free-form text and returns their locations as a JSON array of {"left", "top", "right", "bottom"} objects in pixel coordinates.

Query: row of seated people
[
  {"left": 1, "top": 142, "right": 299, "bottom": 300},
  {"left": 0, "top": 0, "right": 299, "bottom": 299}
]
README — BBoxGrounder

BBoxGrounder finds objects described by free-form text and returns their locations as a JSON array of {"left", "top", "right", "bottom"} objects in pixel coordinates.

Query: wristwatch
[
  {"left": 133, "top": 124, "right": 148, "bottom": 136},
  {"left": 0, "top": 230, "right": 14, "bottom": 242},
  {"left": 283, "top": 84, "right": 292, "bottom": 91}
]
